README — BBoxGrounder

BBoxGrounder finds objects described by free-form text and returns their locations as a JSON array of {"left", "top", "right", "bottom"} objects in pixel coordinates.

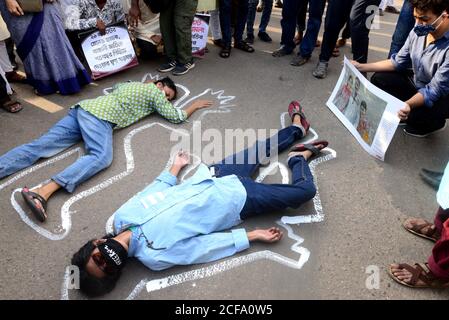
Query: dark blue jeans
[
  {"left": 220, "top": 0, "right": 249, "bottom": 46},
  {"left": 388, "top": 0, "right": 415, "bottom": 58},
  {"left": 350, "top": 0, "right": 381, "bottom": 63},
  {"left": 210, "top": 126, "right": 317, "bottom": 220},
  {"left": 247, "top": 0, "right": 273, "bottom": 35},
  {"left": 280, "top": 0, "right": 326, "bottom": 55}
]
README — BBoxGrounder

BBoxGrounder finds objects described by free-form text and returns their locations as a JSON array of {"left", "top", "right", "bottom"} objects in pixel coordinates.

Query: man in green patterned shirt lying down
[{"left": 0, "top": 77, "right": 213, "bottom": 223}]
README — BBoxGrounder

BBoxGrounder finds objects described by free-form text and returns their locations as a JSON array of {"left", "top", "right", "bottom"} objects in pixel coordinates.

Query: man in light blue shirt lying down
[{"left": 71, "top": 101, "right": 329, "bottom": 297}]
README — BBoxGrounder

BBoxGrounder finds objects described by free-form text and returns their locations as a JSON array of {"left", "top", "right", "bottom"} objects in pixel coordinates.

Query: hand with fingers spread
[{"left": 248, "top": 227, "right": 284, "bottom": 243}]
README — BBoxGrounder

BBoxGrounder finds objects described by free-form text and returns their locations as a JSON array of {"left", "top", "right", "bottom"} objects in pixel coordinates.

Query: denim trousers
[
  {"left": 280, "top": 0, "right": 326, "bottom": 56},
  {"left": 210, "top": 125, "right": 317, "bottom": 220},
  {"left": 220, "top": 0, "right": 249, "bottom": 45},
  {"left": 388, "top": 0, "right": 414, "bottom": 58},
  {"left": 0, "top": 107, "right": 114, "bottom": 192},
  {"left": 247, "top": 0, "right": 273, "bottom": 35}
]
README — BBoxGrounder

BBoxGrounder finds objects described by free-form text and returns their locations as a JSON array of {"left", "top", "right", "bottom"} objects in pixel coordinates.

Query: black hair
[
  {"left": 155, "top": 77, "right": 177, "bottom": 100},
  {"left": 71, "top": 234, "right": 121, "bottom": 297},
  {"left": 410, "top": 0, "right": 449, "bottom": 15}
]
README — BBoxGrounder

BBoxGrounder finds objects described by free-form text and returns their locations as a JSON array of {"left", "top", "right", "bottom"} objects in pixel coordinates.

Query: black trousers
[
  {"left": 319, "top": 0, "right": 354, "bottom": 62},
  {"left": 350, "top": 0, "right": 381, "bottom": 63},
  {"left": 371, "top": 71, "right": 449, "bottom": 131}
]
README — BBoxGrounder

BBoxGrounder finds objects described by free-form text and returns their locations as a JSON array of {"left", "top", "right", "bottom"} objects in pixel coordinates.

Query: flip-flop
[
  {"left": 290, "top": 140, "right": 329, "bottom": 156},
  {"left": 288, "top": 101, "right": 310, "bottom": 132},
  {"left": 21, "top": 187, "right": 48, "bottom": 222},
  {"left": 1, "top": 100, "right": 22, "bottom": 113}
]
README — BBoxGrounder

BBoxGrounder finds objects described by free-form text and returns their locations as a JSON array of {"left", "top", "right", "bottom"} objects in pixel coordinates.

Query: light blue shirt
[
  {"left": 437, "top": 162, "right": 449, "bottom": 210},
  {"left": 391, "top": 29, "right": 449, "bottom": 107},
  {"left": 113, "top": 164, "right": 249, "bottom": 271}
]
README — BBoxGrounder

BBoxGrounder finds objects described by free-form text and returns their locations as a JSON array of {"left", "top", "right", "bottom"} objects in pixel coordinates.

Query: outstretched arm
[
  {"left": 184, "top": 100, "right": 214, "bottom": 118},
  {"left": 143, "top": 227, "right": 284, "bottom": 271}
]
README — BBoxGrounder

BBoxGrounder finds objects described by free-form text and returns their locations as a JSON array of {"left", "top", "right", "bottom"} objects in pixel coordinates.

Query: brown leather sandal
[
  {"left": 388, "top": 263, "right": 449, "bottom": 288},
  {"left": 402, "top": 217, "right": 440, "bottom": 242}
]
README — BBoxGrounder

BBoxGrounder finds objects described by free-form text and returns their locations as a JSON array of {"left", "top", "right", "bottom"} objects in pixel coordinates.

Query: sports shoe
[
  {"left": 290, "top": 55, "right": 309, "bottom": 66},
  {"left": 420, "top": 168, "right": 443, "bottom": 190},
  {"left": 312, "top": 61, "right": 328, "bottom": 79},
  {"left": 403, "top": 123, "right": 447, "bottom": 138},
  {"left": 272, "top": 46, "right": 292, "bottom": 57},
  {"left": 157, "top": 60, "right": 176, "bottom": 73},
  {"left": 172, "top": 61, "right": 195, "bottom": 76}
]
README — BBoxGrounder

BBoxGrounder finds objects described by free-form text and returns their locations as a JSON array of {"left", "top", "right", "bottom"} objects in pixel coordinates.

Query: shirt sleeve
[
  {"left": 149, "top": 229, "right": 250, "bottom": 270},
  {"left": 418, "top": 50, "right": 449, "bottom": 107},
  {"left": 76, "top": 1, "right": 98, "bottom": 30},
  {"left": 154, "top": 98, "right": 188, "bottom": 124},
  {"left": 64, "top": 4, "right": 95, "bottom": 30},
  {"left": 391, "top": 34, "right": 412, "bottom": 70},
  {"left": 114, "top": 0, "right": 126, "bottom": 23}
]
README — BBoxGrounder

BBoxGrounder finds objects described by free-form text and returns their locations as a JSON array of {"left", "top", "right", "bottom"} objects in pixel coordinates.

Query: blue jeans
[
  {"left": 0, "top": 107, "right": 114, "bottom": 192},
  {"left": 210, "top": 125, "right": 316, "bottom": 219},
  {"left": 247, "top": 0, "right": 273, "bottom": 35},
  {"left": 388, "top": 0, "right": 414, "bottom": 58},
  {"left": 280, "top": 0, "right": 326, "bottom": 56},
  {"left": 220, "top": 0, "right": 249, "bottom": 46}
]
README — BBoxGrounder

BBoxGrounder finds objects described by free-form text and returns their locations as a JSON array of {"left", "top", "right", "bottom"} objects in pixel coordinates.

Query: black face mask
[{"left": 97, "top": 239, "right": 128, "bottom": 273}]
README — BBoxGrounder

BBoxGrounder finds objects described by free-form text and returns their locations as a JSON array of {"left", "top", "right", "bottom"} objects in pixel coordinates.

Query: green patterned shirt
[{"left": 75, "top": 82, "right": 187, "bottom": 129}]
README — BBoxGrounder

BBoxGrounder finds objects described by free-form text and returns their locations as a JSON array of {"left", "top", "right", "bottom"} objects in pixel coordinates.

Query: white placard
[{"left": 81, "top": 24, "right": 138, "bottom": 79}]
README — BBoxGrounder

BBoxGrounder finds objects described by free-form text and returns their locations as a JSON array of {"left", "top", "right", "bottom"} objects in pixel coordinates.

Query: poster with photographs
[{"left": 327, "top": 57, "right": 404, "bottom": 161}]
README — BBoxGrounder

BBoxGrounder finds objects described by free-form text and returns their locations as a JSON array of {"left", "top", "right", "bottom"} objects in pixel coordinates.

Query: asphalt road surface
[{"left": 1, "top": 2, "right": 448, "bottom": 300}]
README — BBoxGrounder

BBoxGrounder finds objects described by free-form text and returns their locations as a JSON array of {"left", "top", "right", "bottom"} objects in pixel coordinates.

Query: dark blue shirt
[{"left": 391, "top": 29, "right": 449, "bottom": 107}]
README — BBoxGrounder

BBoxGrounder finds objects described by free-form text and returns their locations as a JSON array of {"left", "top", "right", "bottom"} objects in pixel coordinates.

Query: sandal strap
[{"left": 409, "top": 221, "right": 437, "bottom": 237}]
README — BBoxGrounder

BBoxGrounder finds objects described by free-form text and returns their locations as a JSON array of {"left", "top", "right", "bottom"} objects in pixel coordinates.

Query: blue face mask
[{"left": 414, "top": 12, "right": 446, "bottom": 37}]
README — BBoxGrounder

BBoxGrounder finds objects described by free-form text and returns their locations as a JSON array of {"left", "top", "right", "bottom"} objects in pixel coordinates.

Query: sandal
[
  {"left": 336, "top": 38, "right": 347, "bottom": 48},
  {"left": 288, "top": 100, "right": 310, "bottom": 133},
  {"left": 1, "top": 100, "right": 23, "bottom": 113},
  {"left": 332, "top": 48, "right": 340, "bottom": 57},
  {"left": 290, "top": 140, "right": 329, "bottom": 156},
  {"left": 219, "top": 45, "right": 231, "bottom": 58},
  {"left": 388, "top": 263, "right": 449, "bottom": 288},
  {"left": 402, "top": 217, "right": 440, "bottom": 242},
  {"left": 21, "top": 187, "right": 48, "bottom": 222},
  {"left": 234, "top": 41, "right": 255, "bottom": 53}
]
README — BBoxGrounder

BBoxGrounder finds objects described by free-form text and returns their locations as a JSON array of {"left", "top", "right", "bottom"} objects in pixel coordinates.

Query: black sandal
[
  {"left": 234, "top": 41, "right": 255, "bottom": 53},
  {"left": 219, "top": 45, "right": 231, "bottom": 58},
  {"left": 21, "top": 187, "right": 48, "bottom": 222}
]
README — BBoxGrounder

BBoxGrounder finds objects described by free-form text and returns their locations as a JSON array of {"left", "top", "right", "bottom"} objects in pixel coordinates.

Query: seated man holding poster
[
  {"left": 63, "top": 0, "right": 126, "bottom": 61},
  {"left": 70, "top": 103, "right": 329, "bottom": 297},
  {"left": 352, "top": 0, "right": 449, "bottom": 138},
  {"left": 0, "top": 77, "right": 212, "bottom": 223}
]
